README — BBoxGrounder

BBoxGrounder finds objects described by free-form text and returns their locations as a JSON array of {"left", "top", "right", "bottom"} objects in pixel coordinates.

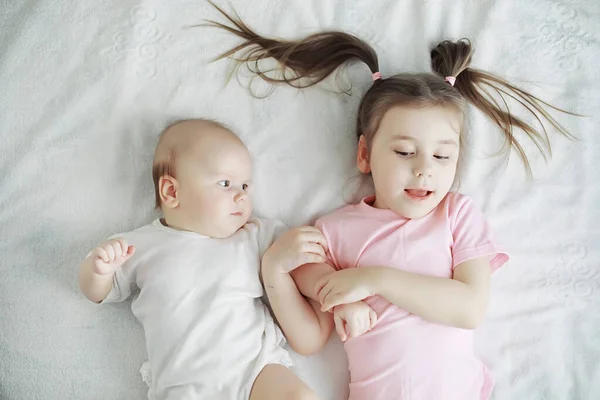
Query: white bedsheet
[{"left": 1, "top": 0, "right": 599, "bottom": 399}]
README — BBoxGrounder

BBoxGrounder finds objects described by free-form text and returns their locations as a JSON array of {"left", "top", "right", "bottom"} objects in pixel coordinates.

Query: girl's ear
[
  {"left": 159, "top": 175, "right": 179, "bottom": 208},
  {"left": 357, "top": 135, "right": 371, "bottom": 173}
]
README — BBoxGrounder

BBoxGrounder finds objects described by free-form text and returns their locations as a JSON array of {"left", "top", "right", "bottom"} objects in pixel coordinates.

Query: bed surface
[{"left": 1, "top": 0, "right": 599, "bottom": 399}]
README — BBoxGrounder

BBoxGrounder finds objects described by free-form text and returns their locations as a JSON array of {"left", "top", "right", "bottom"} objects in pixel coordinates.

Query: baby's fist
[
  {"left": 333, "top": 301, "right": 377, "bottom": 342},
  {"left": 90, "top": 238, "right": 135, "bottom": 275}
]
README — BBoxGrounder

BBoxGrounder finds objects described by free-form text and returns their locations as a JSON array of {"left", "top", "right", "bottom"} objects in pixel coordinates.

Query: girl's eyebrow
[
  {"left": 391, "top": 134, "right": 413, "bottom": 141},
  {"left": 391, "top": 134, "right": 458, "bottom": 146},
  {"left": 438, "top": 139, "right": 458, "bottom": 146}
]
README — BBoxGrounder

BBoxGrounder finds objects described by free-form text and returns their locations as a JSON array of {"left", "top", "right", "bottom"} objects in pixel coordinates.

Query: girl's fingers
[
  {"left": 319, "top": 287, "right": 332, "bottom": 307},
  {"left": 321, "top": 293, "right": 342, "bottom": 312}
]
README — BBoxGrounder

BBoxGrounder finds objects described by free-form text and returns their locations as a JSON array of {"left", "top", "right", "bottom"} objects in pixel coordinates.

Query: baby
[{"left": 78, "top": 119, "right": 325, "bottom": 400}]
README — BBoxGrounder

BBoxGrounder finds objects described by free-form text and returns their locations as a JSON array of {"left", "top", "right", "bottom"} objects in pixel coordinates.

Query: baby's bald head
[{"left": 152, "top": 119, "right": 247, "bottom": 209}]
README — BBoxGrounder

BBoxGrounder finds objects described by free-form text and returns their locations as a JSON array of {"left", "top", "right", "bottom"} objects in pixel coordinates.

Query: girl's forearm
[
  {"left": 368, "top": 265, "right": 488, "bottom": 329},
  {"left": 291, "top": 262, "right": 336, "bottom": 300}
]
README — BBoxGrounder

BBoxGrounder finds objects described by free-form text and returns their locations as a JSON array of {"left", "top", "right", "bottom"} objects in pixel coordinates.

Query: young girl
[{"left": 208, "top": 5, "right": 572, "bottom": 400}]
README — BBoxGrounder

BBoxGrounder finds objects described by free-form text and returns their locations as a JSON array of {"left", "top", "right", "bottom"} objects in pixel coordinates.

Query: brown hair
[{"left": 205, "top": 2, "right": 575, "bottom": 174}]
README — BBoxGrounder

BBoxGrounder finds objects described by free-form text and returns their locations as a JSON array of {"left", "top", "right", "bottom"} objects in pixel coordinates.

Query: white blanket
[{"left": 1, "top": 0, "right": 599, "bottom": 399}]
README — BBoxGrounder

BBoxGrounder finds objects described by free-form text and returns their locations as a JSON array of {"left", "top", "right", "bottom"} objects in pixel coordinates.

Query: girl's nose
[{"left": 413, "top": 157, "right": 433, "bottom": 178}]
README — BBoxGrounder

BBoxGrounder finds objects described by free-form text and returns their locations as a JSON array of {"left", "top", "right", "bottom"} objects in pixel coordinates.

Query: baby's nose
[{"left": 234, "top": 190, "right": 247, "bottom": 202}]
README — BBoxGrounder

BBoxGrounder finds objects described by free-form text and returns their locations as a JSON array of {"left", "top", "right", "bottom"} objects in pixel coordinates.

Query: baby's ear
[
  {"left": 357, "top": 135, "right": 371, "bottom": 173},
  {"left": 158, "top": 175, "right": 179, "bottom": 208}
]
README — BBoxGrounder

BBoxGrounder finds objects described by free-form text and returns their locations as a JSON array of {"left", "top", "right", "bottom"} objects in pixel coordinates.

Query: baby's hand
[
  {"left": 333, "top": 301, "right": 378, "bottom": 342},
  {"left": 90, "top": 238, "right": 135, "bottom": 276},
  {"left": 262, "top": 227, "right": 327, "bottom": 275}
]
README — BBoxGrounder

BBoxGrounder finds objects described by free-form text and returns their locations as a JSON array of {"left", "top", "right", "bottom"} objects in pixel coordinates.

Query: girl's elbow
[
  {"left": 458, "top": 317, "right": 479, "bottom": 330},
  {"left": 458, "top": 291, "right": 488, "bottom": 329},
  {"left": 459, "top": 308, "right": 486, "bottom": 330}
]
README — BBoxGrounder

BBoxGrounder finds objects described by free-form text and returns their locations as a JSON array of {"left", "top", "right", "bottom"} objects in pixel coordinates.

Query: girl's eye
[
  {"left": 242, "top": 183, "right": 249, "bottom": 191},
  {"left": 218, "top": 180, "right": 230, "bottom": 188},
  {"left": 434, "top": 155, "right": 450, "bottom": 160},
  {"left": 394, "top": 151, "right": 414, "bottom": 157}
]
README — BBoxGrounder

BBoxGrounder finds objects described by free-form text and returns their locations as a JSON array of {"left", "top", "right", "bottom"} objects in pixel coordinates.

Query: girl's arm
[
  {"left": 372, "top": 258, "right": 490, "bottom": 329},
  {"left": 291, "top": 262, "right": 337, "bottom": 301},
  {"left": 319, "top": 257, "right": 491, "bottom": 330}
]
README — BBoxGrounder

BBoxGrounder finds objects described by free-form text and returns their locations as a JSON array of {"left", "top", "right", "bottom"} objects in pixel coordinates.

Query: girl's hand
[
  {"left": 317, "top": 268, "right": 376, "bottom": 312},
  {"left": 262, "top": 227, "right": 328, "bottom": 277},
  {"left": 333, "top": 301, "right": 378, "bottom": 342}
]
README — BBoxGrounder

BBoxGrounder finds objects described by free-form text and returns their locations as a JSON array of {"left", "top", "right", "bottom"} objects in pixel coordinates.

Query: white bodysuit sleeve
[{"left": 100, "top": 231, "right": 141, "bottom": 304}]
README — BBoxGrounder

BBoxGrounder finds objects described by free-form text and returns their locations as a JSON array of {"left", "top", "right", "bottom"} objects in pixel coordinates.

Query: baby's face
[{"left": 175, "top": 134, "right": 253, "bottom": 238}]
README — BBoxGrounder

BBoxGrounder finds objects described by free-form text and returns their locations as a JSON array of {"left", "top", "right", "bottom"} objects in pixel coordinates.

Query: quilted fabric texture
[{"left": 1, "top": 0, "right": 599, "bottom": 399}]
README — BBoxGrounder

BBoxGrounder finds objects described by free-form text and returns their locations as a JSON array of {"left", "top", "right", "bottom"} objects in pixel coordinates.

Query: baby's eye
[
  {"left": 242, "top": 183, "right": 249, "bottom": 191},
  {"left": 394, "top": 151, "right": 414, "bottom": 157},
  {"left": 218, "top": 180, "right": 231, "bottom": 188},
  {"left": 434, "top": 155, "right": 450, "bottom": 160}
]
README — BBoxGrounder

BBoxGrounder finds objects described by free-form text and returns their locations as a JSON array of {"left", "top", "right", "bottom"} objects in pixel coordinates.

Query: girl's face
[{"left": 358, "top": 106, "right": 461, "bottom": 219}]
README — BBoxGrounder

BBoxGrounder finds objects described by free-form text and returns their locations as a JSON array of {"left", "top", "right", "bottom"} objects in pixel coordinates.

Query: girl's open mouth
[{"left": 404, "top": 189, "right": 433, "bottom": 201}]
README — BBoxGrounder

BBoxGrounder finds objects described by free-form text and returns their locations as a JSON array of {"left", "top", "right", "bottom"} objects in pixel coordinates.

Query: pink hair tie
[
  {"left": 444, "top": 76, "right": 456, "bottom": 86},
  {"left": 372, "top": 72, "right": 382, "bottom": 81}
]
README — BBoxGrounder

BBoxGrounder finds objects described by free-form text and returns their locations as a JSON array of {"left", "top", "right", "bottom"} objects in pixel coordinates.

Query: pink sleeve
[
  {"left": 315, "top": 217, "right": 341, "bottom": 271},
  {"left": 450, "top": 195, "right": 509, "bottom": 273}
]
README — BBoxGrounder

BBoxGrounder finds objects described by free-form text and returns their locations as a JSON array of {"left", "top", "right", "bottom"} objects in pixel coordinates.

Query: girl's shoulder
[
  {"left": 315, "top": 201, "right": 365, "bottom": 230},
  {"left": 439, "top": 192, "right": 479, "bottom": 220},
  {"left": 443, "top": 191, "right": 473, "bottom": 207}
]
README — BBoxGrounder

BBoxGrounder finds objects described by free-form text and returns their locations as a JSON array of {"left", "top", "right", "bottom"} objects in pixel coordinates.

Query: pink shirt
[{"left": 316, "top": 193, "right": 508, "bottom": 400}]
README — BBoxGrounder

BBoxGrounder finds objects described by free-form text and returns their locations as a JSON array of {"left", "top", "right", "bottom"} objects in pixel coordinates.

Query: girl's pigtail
[
  {"left": 204, "top": 0, "right": 380, "bottom": 88},
  {"left": 431, "top": 39, "right": 575, "bottom": 173}
]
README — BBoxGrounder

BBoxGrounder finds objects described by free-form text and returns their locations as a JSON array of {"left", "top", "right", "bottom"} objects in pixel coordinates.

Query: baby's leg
[{"left": 249, "top": 364, "right": 320, "bottom": 400}]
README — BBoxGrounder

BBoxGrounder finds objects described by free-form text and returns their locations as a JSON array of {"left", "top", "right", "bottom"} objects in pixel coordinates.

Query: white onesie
[{"left": 101, "top": 217, "right": 292, "bottom": 400}]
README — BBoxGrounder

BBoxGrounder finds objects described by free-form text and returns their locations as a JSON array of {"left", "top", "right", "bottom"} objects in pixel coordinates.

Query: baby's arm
[
  {"left": 261, "top": 228, "right": 334, "bottom": 355},
  {"left": 79, "top": 238, "right": 135, "bottom": 303},
  {"left": 262, "top": 270, "right": 333, "bottom": 355}
]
